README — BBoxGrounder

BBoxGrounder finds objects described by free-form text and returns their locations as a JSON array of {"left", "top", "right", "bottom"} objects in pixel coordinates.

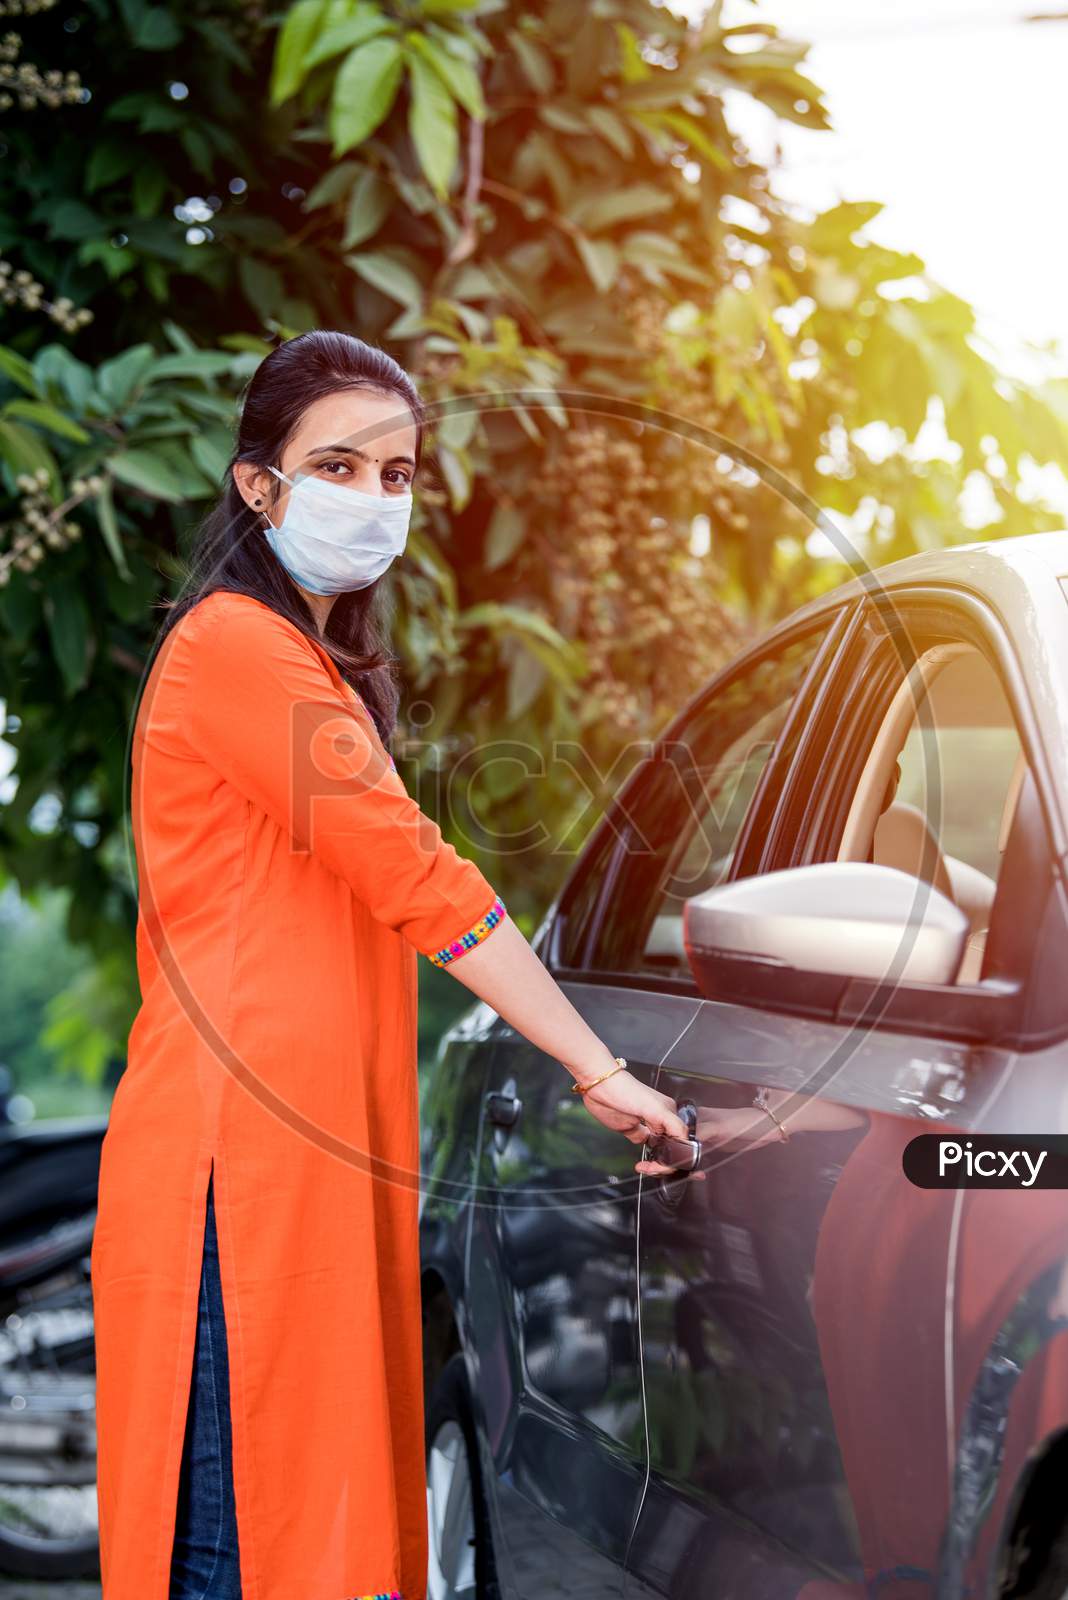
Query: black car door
[
  {"left": 464, "top": 608, "right": 847, "bottom": 1599},
  {"left": 623, "top": 588, "right": 1060, "bottom": 1599}
]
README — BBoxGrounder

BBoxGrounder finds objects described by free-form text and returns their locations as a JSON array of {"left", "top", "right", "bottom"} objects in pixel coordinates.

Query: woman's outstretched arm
[
  {"left": 176, "top": 594, "right": 688, "bottom": 1153},
  {"left": 438, "top": 912, "right": 691, "bottom": 1147}
]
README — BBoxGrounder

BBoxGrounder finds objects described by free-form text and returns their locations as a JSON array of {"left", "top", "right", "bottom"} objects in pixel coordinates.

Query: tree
[{"left": 2, "top": 0, "right": 1067, "bottom": 1078}]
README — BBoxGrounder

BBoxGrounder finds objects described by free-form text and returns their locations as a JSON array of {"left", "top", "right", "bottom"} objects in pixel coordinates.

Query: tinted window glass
[{"left": 585, "top": 628, "right": 829, "bottom": 977}]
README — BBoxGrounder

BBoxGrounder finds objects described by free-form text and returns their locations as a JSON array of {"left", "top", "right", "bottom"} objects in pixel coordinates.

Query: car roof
[{"left": 786, "top": 528, "right": 1068, "bottom": 629}]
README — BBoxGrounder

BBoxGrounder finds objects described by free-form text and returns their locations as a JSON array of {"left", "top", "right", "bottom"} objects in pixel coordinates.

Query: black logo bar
[{"left": 903, "top": 1135, "right": 1068, "bottom": 1189}]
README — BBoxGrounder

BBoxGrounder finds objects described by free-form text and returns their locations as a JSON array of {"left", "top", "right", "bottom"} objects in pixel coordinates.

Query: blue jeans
[{"left": 168, "top": 1168, "right": 243, "bottom": 1599}]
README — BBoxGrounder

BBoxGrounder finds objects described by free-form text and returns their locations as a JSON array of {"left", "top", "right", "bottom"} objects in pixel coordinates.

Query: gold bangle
[
  {"left": 570, "top": 1057, "right": 628, "bottom": 1095},
  {"left": 753, "top": 1087, "right": 790, "bottom": 1142}
]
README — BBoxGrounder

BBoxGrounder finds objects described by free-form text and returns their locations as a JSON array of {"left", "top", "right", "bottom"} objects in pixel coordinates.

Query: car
[{"left": 419, "top": 528, "right": 1068, "bottom": 1600}]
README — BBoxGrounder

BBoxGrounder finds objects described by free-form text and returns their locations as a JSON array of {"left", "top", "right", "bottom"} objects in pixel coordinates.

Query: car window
[
  {"left": 896, "top": 713, "right": 1020, "bottom": 883},
  {"left": 579, "top": 625, "right": 832, "bottom": 979},
  {"left": 554, "top": 821, "right": 618, "bottom": 970},
  {"left": 837, "top": 639, "right": 1027, "bottom": 985}
]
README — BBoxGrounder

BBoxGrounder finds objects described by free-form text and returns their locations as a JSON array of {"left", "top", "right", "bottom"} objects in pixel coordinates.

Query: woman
[{"left": 89, "top": 329, "right": 688, "bottom": 1600}]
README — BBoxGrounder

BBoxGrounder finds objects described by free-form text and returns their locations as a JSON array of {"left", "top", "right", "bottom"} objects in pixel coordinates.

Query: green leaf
[
  {"left": 104, "top": 548, "right": 158, "bottom": 618},
  {"left": 505, "top": 644, "right": 546, "bottom": 721},
  {"left": 0, "top": 345, "right": 39, "bottom": 397},
  {"left": 129, "top": 418, "right": 196, "bottom": 440},
  {"left": 511, "top": 629, "right": 582, "bottom": 688},
  {"left": 302, "top": 160, "right": 362, "bottom": 210},
  {"left": 145, "top": 350, "right": 236, "bottom": 381},
  {"left": 0, "top": 420, "right": 58, "bottom": 490},
  {"left": 571, "top": 182, "right": 674, "bottom": 233},
  {"left": 809, "top": 262, "right": 860, "bottom": 312},
  {"left": 238, "top": 256, "right": 286, "bottom": 317},
  {"left": 573, "top": 233, "right": 620, "bottom": 293},
  {"left": 507, "top": 28, "right": 554, "bottom": 94},
  {"left": 458, "top": 600, "right": 577, "bottom": 659},
  {"left": 3, "top": 399, "right": 90, "bottom": 443},
  {"left": 34, "top": 345, "right": 93, "bottom": 412},
  {"left": 115, "top": 0, "right": 145, "bottom": 34},
  {"left": 807, "top": 200, "right": 884, "bottom": 251},
  {"left": 105, "top": 89, "right": 162, "bottom": 121},
  {"left": 347, "top": 248, "right": 424, "bottom": 308},
  {"left": 406, "top": 45, "right": 458, "bottom": 198},
  {"left": 180, "top": 389, "right": 250, "bottom": 419},
  {"left": 437, "top": 441, "right": 471, "bottom": 508},
  {"left": 484, "top": 501, "right": 525, "bottom": 570},
  {"left": 85, "top": 140, "right": 139, "bottom": 192},
  {"left": 190, "top": 430, "right": 231, "bottom": 486},
  {"left": 537, "top": 103, "right": 588, "bottom": 135},
  {"left": 270, "top": 0, "right": 329, "bottom": 105},
  {"left": 0, "top": 568, "right": 40, "bottom": 646},
  {"left": 585, "top": 105, "right": 633, "bottom": 158},
  {"left": 342, "top": 166, "right": 391, "bottom": 247},
  {"left": 191, "top": 16, "right": 253, "bottom": 70},
  {"left": 615, "top": 20, "right": 650, "bottom": 83},
  {"left": 620, "top": 231, "right": 717, "bottom": 287},
  {"left": 109, "top": 448, "right": 187, "bottom": 502},
  {"left": 406, "top": 30, "right": 486, "bottom": 120},
  {"left": 130, "top": 100, "right": 186, "bottom": 133},
  {"left": 132, "top": 164, "right": 168, "bottom": 218},
  {"left": 180, "top": 126, "right": 215, "bottom": 179},
  {"left": 448, "top": 262, "right": 495, "bottom": 300},
  {"left": 93, "top": 480, "right": 131, "bottom": 579},
  {"left": 96, "top": 344, "right": 158, "bottom": 410},
  {"left": 329, "top": 35, "right": 405, "bottom": 156},
  {"left": 45, "top": 582, "right": 92, "bottom": 695},
  {"left": 434, "top": 406, "right": 478, "bottom": 451},
  {"left": 634, "top": 109, "right": 730, "bottom": 171},
  {"left": 145, "top": 261, "right": 167, "bottom": 302},
  {"left": 45, "top": 201, "right": 102, "bottom": 242},
  {"left": 303, "top": 7, "right": 392, "bottom": 71},
  {"left": 77, "top": 239, "right": 137, "bottom": 283},
  {"left": 384, "top": 305, "right": 430, "bottom": 339},
  {"left": 134, "top": 7, "right": 183, "bottom": 49}
]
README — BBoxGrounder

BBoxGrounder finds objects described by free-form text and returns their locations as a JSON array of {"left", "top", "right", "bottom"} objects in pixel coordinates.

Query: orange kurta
[{"left": 90, "top": 589, "right": 506, "bottom": 1600}]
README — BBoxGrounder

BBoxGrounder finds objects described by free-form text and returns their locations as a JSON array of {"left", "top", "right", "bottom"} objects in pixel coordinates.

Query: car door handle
[
  {"left": 645, "top": 1097, "right": 702, "bottom": 1173},
  {"left": 643, "top": 1099, "right": 702, "bottom": 1216},
  {"left": 485, "top": 1088, "right": 523, "bottom": 1128}
]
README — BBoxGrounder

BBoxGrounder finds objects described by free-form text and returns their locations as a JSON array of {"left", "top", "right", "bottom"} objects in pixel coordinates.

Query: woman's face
[{"left": 235, "top": 387, "right": 418, "bottom": 525}]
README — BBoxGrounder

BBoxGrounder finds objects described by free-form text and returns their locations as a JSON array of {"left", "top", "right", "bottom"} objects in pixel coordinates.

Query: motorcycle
[{"left": 0, "top": 1100, "right": 105, "bottom": 1578}]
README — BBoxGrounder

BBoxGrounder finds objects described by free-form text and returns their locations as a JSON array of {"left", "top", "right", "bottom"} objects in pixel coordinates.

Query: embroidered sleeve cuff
[{"left": 427, "top": 895, "right": 507, "bottom": 968}]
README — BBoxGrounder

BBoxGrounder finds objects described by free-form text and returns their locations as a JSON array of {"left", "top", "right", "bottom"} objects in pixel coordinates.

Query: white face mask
[{"left": 260, "top": 466, "right": 412, "bottom": 595}]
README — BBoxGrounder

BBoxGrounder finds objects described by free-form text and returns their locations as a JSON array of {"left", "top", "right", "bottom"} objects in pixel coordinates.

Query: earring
[{"left": 253, "top": 497, "right": 263, "bottom": 507}]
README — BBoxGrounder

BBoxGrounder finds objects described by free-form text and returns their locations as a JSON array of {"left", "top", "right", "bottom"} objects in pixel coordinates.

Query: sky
[{"left": 712, "top": 0, "right": 1068, "bottom": 376}]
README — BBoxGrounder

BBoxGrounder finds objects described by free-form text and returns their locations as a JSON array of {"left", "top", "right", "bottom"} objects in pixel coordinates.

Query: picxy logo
[
  {"left": 938, "top": 1140, "right": 1046, "bottom": 1187},
  {"left": 903, "top": 1134, "right": 1068, "bottom": 1188}
]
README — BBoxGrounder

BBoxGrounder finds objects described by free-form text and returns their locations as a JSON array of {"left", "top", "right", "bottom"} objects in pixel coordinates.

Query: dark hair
[{"left": 156, "top": 330, "right": 427, "bottom": 745}]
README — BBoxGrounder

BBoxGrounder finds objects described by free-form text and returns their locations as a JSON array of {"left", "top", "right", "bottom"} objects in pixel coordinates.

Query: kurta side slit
[
  {"left": 167, "top": 1155, "right": 243, "bottom": 1600},
  {"left": 157, "top": 1146, "right": 224, "bottom": 1599},
  {"left": 90, "top": 590, "right": 507, "bottom": 1600}
]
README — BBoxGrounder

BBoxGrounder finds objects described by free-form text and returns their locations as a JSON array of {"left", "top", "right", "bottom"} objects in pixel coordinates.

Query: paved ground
[
  {"left": 0, "top": 1504, "right": 630, "bottom": 1600},
  {"left": 0, "top": 1584, "right": 99, "bottom": 1599}
]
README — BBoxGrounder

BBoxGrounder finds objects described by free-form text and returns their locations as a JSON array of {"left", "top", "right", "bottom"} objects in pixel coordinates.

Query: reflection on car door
[
  {"left": 466, "top": 993, "right": 700, "bottom": 1600},
  {"left": 626, "top": 593, "right": 1051, "bottom": 1599},
  {"left": 465, "top": 613, "right": 843, "bottom": 1599}
]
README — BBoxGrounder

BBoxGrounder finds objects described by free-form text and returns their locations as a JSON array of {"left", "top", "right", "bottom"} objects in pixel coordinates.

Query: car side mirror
[{"left": 683, "top": 862, "right": 970, "bottom": 1017}]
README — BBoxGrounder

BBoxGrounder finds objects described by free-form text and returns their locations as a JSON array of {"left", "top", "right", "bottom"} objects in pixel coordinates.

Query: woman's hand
[
  {"left": 633, "top": 1103, "right": 784, "bottom": 1175},
  {"left": 578, "top": 1067, "right": 690, "bottom": 1155}
]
